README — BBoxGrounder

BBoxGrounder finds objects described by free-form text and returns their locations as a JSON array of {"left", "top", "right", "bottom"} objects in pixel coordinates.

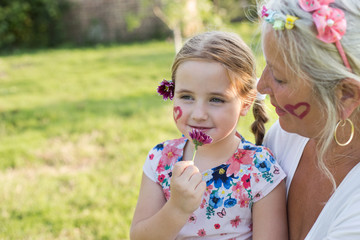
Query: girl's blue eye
[
  {"left": 210, "top": 97, "right": 225, "bottom": 103},
  {"left": 180, "top": 95, "right": 193, "bottom": 100}
]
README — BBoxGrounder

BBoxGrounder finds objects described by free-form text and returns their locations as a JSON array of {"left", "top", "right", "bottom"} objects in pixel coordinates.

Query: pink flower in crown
[
  {"left": 261, "top": 6, "right": 269, "bottom": 17},
  {"left": 312, "top": 5, "right": 346, "bottom": 43},
  {"left": 298, "top": 0, "right": 334, "bottom": 12}
]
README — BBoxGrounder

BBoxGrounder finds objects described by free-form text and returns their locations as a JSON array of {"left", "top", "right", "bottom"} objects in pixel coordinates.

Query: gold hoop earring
[{"left": 334, "top": 119, "right": 354, "bottom": 146}]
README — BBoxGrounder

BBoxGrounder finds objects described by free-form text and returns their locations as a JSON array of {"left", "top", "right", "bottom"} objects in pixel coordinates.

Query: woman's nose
[{"left": 257, "top": 65, "right": 272, "bottom": 95}]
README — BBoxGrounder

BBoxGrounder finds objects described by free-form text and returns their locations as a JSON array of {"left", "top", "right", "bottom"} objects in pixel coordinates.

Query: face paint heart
[
  {"left": 284, "top": 102, "right": 310, "bottom": 119},
  {"left": 173, "top": 106, "right": 182, "bottom": 123}
]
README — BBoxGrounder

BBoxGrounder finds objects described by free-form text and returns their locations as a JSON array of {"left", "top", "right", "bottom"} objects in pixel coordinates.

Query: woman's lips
[
  {"left": 275, "top": 106, "right": 287, "bottom": 116},
  {"left": 271, "top": 102, "right": 287, "bottom": 116}
]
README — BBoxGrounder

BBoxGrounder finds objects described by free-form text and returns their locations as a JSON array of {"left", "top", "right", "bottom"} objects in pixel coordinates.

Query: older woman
[{"left": 257, "top": 0, "right": 360, "bottom": 239}]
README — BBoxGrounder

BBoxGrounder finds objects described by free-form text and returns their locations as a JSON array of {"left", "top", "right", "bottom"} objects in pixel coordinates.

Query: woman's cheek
[{"left": 283, "top": 102, "right": 310, "bottom": 119}]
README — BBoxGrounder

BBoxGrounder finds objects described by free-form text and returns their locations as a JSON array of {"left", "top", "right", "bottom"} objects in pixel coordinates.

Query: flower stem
[{"left": 191, "top": 147, "right": 197, "bottom": 162}]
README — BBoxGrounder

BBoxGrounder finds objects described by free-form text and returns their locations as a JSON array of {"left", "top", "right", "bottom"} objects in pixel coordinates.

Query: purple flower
[
  {"left": 157, "top": 79, "right": 174, "bottom": 100},
  {"left": 189, "top": 129, "right": 213, "bottom": 151}
]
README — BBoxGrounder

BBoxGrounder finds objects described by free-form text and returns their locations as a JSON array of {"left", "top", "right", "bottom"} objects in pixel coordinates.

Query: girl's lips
[{"left": 189, "top": 126, "right": 211, "bottom": 131}]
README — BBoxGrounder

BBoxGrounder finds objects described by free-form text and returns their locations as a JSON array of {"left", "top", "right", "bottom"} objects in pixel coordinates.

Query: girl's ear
[
  {"left": 336, "top": 78, "right": 360, "bottom": 119},
  {"left": 239, "top": 100, "right": 254, "bottom": 116}
]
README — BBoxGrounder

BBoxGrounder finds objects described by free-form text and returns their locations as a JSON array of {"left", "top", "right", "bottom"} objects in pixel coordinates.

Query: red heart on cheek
[
  {"left": 284, "top": 102, "right": 310, "bottom": 119},
  {"left": 173, "top": 106, "right": 182, "bottom": 123}
]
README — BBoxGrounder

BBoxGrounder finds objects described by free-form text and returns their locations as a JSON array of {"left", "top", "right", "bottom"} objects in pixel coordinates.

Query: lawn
[{"left": 0, "top": 23, "right": 277, "bottom": 239}]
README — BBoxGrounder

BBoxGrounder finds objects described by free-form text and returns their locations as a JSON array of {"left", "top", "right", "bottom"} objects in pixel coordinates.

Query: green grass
[{"left": 0, "top": 23, "right": 276, "bottom": 239}]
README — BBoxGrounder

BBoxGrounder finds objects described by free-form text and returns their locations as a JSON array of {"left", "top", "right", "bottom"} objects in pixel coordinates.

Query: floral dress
[{"left": 143, "top": 134, "right": 286, "bottom": 240}]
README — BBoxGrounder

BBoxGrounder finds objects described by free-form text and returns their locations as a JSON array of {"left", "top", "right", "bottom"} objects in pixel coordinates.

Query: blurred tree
[
  {"left": 137, "top": 0, "right": 222, "bottom": 52},
  {"left": 135, "top": 0, "right": 257, "bottom": 52},
  {"left": 212, "top": 0, "right": 258, "bottom": 23}
]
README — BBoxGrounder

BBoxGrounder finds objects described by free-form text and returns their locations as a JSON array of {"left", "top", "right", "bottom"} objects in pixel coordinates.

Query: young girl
[{"left": 130, "top": 31, "right": 287, "bottom": 240}]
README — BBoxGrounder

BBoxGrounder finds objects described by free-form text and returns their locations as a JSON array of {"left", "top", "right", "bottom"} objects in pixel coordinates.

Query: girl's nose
[
  {"left": 257, "top": 65, "right": 272, "bottom": 95},
  {"left": 191, "top": 102, "right": 208, "bottom": 121}
]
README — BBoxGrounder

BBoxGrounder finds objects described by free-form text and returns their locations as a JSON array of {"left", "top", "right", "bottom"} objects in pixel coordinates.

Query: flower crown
[{"left": 261, "top": 0, "right": 352, "bottom": 71}]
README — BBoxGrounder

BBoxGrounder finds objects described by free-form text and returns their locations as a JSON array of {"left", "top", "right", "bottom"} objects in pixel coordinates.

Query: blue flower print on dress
[
  {"left": 209, "top": 191, "right": 224, "bottom": 209},
  {"left": 224, "top": 198, "right": 237, "bottom": 208},
  {"left": 154, "top": 143, "right": 164, "bottom": 151},
  {"left": 255, "top": 159, "right": 272, "bottom": 173},
  {"left": 207, "top": 165, "right": 236, "bottom": 189}
]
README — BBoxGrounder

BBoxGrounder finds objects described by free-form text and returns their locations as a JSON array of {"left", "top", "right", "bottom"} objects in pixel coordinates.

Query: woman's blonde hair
[
  {"left": 171, "top": 31, "right": 268, "bottom": 145},
  {"left": 258, "top": 0, "right": 360, "bottom": 187}
]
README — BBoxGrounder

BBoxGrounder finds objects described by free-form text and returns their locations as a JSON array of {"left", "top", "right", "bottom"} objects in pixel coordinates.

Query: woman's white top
[{"left": 264, "top": 120, "right": 360, "bottom": 239}]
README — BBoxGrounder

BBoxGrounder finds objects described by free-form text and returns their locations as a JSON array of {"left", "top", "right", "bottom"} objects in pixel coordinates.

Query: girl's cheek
[{"left": 173, "top": 106, "right": 183, "bottom": 123}]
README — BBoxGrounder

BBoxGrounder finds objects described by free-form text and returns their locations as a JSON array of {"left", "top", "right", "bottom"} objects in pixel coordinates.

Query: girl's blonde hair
[
  {"left": 171, "top": 31, "right": 268, "bottom": 145},
  {"left": 258, "top": 0, "right": 360, "bottom": 187}
]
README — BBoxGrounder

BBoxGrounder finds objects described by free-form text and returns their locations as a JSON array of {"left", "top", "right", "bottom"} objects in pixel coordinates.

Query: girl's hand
[{"left": 169, "top": 161, "right": 206, "bottom": 215}]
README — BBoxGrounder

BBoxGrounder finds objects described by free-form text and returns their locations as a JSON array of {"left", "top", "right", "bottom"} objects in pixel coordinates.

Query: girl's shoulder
[
  {"left": 143, "top": 136, "right": 187, "bottom": 182},
  {"left": 238, "top": 133, "right": 274, "bottom": 157},
  {"left": 149, "top": 136, "right": 187, "bottom": 152}
]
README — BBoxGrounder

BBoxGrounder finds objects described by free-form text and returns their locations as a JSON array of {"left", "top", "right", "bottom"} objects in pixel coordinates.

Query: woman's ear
[{"left": 336, "top": 78, "right": 360, "bottom": 119}]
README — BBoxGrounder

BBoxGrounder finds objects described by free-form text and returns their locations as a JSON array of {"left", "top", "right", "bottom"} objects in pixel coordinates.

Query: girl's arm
[
  {"left": 130, "top": 161, "right": 206, "bottom": 240},
  {"left": 252, "top": 180, "right": 288, "bottom": 240}
]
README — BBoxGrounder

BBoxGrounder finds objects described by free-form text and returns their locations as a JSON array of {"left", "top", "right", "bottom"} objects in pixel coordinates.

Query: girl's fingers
[{"left": 172, "top": 161, "right": 194, "bottom": 178}]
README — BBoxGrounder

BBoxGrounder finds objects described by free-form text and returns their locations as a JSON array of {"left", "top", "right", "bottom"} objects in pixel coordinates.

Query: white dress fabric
[{"left": 263, "top": 120, "right": 360, "bottom": 239}]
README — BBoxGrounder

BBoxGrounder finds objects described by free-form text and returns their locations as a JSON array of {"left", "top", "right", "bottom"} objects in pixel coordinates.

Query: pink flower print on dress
[
  {"left": 238, "top": 192, "right": 250, "bottom": 208},
  {"left": 241, "top": 174, "right": 251, "bottom": 189},
  {"left": 188, "top": 214, "right": 197, "bottom": 224},
  {"left": 197, "top": 228, "right": 207, "bottom": 237},
  {"left": 226, "top": 149, "right": 254, "bottom": 177},
  {"left": 204, "top": 184, "right": 213, "bottom": 197},
  {"left": 158, "top": 174, "right": 165, "bottom": 182},
  {"left": 232, "top": 181, "right": 246, "bottom": 198},
  {"left": 163, "top": 188, "right": 170, "bottom": 200},
  {"left": 230, "top": 216, "right": 241, "bottom": 228},
  {"left": 159, "top": 144, "right": 182, "bottom": 166}
]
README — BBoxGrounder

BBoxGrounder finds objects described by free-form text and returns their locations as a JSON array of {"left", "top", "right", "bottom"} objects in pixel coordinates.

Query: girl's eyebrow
[
  {"left": 175, "top": 89, "right": 192, "bottom": 93},
  {"left": 209, "top": 91, "right": 227, "bottom": 97}
]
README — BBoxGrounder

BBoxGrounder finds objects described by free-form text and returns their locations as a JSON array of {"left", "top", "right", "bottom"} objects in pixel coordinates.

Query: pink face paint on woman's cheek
[
  {"left": 284, "top": 102, "right": 310, "bottom": 119},
  {"left": 173, "top": 106, "right": 182, "bottom": 123}
]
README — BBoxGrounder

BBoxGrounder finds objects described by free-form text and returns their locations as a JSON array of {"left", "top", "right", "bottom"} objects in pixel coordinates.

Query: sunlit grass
[{"left": 0, "top": 22, "right": 276, "bottom": 239}]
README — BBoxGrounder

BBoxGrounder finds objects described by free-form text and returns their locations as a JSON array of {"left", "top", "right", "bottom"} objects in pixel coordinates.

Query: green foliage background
[
  {"left": 0, "top": 23, "right": 276, "bottom": 239},
  {"left": 0, "top": 0, "right": 69, "bottom": 49}
]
